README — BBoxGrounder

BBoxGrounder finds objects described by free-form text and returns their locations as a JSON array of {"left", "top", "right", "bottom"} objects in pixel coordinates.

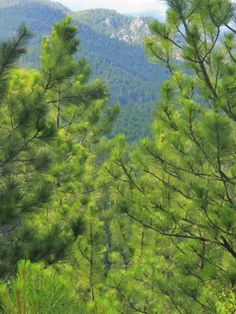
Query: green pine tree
[
  {"left": 105, "top": 0, "right": 236, "bottom": 312},
  {"left": 0, "top": 17, "right": 119, "bottom": 281},
  {"left": 0, "top": 25, "right": 57, "bottom": 277}
]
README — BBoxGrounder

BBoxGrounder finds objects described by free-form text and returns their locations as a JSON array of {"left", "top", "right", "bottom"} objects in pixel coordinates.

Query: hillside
[
  {"left": 72, "top": 9, "right": 151, "bottom": 44},
  {"left": 0, "top": 0, "right": 168, "bottom": 140},
  {"left": 0, "top": 0, "right": 67, "bottom": 42}
]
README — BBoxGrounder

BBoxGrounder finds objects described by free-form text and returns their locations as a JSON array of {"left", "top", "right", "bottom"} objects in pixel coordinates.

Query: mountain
[
  {"left": 72, "top": 9, "right": 151, "bottom": 44},
  {"left": 0, "top": 0, "right": 68, "bottom": 42},
  {"left": 0, "top": 0, "right": 168, "bottom": 141}
]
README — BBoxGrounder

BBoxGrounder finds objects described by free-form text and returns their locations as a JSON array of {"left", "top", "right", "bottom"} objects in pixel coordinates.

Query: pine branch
[{"left": 0, "top": 24, "right": 33, "bottom": 81}]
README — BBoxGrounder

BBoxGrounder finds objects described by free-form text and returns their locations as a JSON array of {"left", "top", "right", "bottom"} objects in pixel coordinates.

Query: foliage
[
  {"left": 0, "top": 16, "right": 118, "bottom": 281},
  {"left": 0, "top": 0, "right": 168, "bottom": 141},
  {"left": 216, "top": 290, "right": 236, "bottom": 313},
  {"left": 1, "top": 1, "right": 236, "bottom": 313},
  {"left": 0, "top": 260, "right": 78, "bottom": 314},
  {"left": 105, "top": 0, "right": 236, "bottom": 312}
]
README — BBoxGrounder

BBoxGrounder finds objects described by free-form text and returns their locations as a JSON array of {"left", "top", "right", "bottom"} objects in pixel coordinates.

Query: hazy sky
[{"left": 53, "top": 0, "right": 167, "bottom": 15}]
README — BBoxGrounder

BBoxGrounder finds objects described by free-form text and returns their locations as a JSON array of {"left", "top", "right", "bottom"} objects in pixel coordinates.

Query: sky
[{"left": 52, "top": 0, "right": 167, "bottom": 15}]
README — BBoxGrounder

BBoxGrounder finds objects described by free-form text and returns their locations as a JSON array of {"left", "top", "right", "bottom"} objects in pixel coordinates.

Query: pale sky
[{"left": 53, "top": 0, "right": 167, "bottom": 15}]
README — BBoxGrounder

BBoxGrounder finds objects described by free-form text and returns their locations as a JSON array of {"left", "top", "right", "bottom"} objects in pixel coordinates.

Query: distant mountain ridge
[{"left": 0, "top": 0, "right": 67, "bottom": 41}]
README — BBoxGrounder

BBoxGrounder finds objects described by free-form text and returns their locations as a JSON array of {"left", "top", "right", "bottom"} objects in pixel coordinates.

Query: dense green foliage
[
  {"left": 105, "top": 0, "right": 236, "bottom": 312},
  {"left": 0, "top": 0, "right": 168, "bottom": 141},
  {"left": 0, "top": 0, "right": 235, "bottom": 313},
  {"left": 0, "top": 16, "right": 118, "bottom": 279},
  {"left": 0, "top": 261, "right": 78, "bottom": 313}
]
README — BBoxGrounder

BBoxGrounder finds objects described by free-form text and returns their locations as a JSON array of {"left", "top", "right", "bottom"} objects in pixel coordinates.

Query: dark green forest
[{"left": 0, "top": 0, "right": 235, "bottom": 313}]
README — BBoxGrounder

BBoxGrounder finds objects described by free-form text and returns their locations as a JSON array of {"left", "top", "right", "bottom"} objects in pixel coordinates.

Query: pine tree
[
  {"left": 0, "top": 260, "right": 78, "bottom": 314},
  {"left": 106, "top": 0, "right": 236, "bottom": 312},
  {"left": 0, "top": 25, "right": 58, "bottom": 276},
  {"left": 0, "top": 17, "right": 119, "bottom": 280}
]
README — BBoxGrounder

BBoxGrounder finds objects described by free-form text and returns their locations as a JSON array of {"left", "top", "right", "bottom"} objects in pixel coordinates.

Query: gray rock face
[
  {"left": 107, "top": 17, "right": 150, "bottom": 43},
  {"left": 112, "top": 16, "right": 150, "bottom": 43}
]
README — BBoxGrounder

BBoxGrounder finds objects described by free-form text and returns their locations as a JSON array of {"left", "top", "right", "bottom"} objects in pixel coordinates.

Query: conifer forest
[{"left": 0, "top": 0, "right": 235, "bottom": 313}]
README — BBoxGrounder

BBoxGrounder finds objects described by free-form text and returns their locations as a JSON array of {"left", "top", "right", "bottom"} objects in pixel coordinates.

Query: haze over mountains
[{"left": 0, "top": 0, "right": 167, "bottom": 140}]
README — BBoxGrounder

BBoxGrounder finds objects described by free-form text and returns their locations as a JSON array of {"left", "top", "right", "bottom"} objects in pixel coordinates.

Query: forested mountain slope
[
  {"left": 0, "top": 0, "right": 168, "bottom": 140},
  {"left": 72, "top": 9, "right": 151, "bottom": 44}
]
